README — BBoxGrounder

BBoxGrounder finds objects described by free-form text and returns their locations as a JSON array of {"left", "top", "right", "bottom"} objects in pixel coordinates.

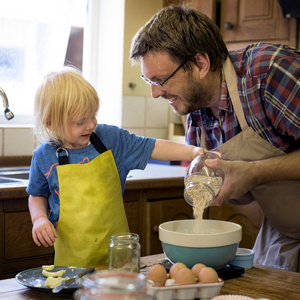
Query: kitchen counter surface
[
  {"left": 1, "top": 253, "right": 299, "bottom": 299},
  {"left": 128, "top": 163, "right": 186, "bottom": 180},
  {"left": 0, "top": 163, "right": 186, "bottom": 199}
]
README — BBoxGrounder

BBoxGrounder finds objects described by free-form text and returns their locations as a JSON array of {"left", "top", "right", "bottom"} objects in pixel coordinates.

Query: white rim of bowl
[
  {"left": 159, "top": 220, "right": 242, "bottom": 248},
  {"left": 235, "top": 248, "right": 255, "bottom": 256}
]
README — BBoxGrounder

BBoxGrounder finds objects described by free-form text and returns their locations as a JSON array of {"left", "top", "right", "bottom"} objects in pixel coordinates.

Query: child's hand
[
  {"left": 32, "top": 217, "right": 57, "bottom": 247},
  {"left": 191, "top": 147, "right": 206, "bottom": 160},
  {"left": 192, "top": 147, "right": 222, "bottom": 160}
]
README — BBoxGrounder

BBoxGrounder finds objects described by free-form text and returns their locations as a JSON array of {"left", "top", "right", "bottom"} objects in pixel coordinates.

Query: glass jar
[
  {"left": 108, "top": 233, "right": 140, "bottom": 273},
  {"left": 184, "top": 152, "right": 224, "bottom": 207},
  {"left": 74, "top": 271, "right": 149, "bottom": 300}
]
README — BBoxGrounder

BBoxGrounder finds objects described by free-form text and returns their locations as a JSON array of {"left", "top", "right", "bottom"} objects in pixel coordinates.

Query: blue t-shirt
[{"left": 26, "top": 124, "right": 155, "bottom": 225}]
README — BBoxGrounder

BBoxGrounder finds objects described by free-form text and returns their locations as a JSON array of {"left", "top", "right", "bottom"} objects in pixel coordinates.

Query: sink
[
  {"left": 0, "top": 178, "right": 21, "bottom": 184},
  {"left": 0, "top": 166, "right": 30, "bottom": 187}
]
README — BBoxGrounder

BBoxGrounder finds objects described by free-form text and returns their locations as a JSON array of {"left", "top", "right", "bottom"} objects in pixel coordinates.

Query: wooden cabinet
[
  {"left": 0, "top": 196, "right": 54, "bottom": 279},
  {"left": 124, "top": 180, "right": 195, "bottom": 257},
  {"left": 145, "top": 188, "right": 194, "bottom": 255},
  {"left": 0, "top": 192, "right": 146, "bottom": 279},
  {"left": 0, "top": 166, "right": 262, "bottom": 279},
  {"left": 165, "top": 0, "right": 298, "bottom": 49},
  {"left": 207, "top": 201, "right": 264, "bottom": 249},
  {"left": 219, "top": 0, "right": 297, "bottom": 49}
]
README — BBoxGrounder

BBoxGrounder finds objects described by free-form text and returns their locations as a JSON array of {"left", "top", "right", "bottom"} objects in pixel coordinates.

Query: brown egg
[
  {"left": 169, "top": 262, "right": 187, "bottom": 279},
  {"left": 198, "top": 267, "right": 219, "bottom": 283},
  {"left": 147, "top": 264, "right": 168, "bottom": 286},
  {"left": 175, "top": 267, "right": 197, "bottom": 285},
  {"left": 191, "top": 263, "right": 206, "bottom": 277}
]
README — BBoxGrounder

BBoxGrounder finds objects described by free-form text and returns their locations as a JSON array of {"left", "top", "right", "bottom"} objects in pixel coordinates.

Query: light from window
[{"left": 0, "top": 0, "right": 87, "bottom": 125}]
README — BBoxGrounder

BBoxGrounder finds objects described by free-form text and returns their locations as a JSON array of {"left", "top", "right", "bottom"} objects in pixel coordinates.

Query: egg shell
[
  {"left": 198, "top": 267, "right": 219, "bottom": 283},
  {"left": 191, "top": 263, "right": 206, "bottom": 277},
  {"left": 147, "top": 264, "right": 168, "bottom": 286},
  {"left": 169, "top": 262, "right": 187, "bottom": 279},
  {"left": 175, "top": 267, "right": 197, "bottom": 285}
]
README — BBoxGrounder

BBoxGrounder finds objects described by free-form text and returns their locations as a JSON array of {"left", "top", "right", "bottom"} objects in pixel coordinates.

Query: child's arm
[
  {"left": 28, "top": 194, "right": 57, "bottom": 247},
  {"left": 150, "top": 139, "right": 203, "bottom": 162}
]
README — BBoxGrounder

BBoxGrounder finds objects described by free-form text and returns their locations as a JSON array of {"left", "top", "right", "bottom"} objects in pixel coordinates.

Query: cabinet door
[
  {"left": 147, "top": 196, "right": 201, "bottom": 255},
  {"left": 208, "top": 201, "right": 263, "bottom": 249},
  {"left": 221, "top": 0, "right": 297, "bottom": 49},
  {"left": 4, "top": 211, "right": 53, "bottom": 260},
  {"left": 164, "top": 0, "right": 215, "bottom": 20},
  {"left": 123, "top": 190, "right": 142, "bottom": 236}
]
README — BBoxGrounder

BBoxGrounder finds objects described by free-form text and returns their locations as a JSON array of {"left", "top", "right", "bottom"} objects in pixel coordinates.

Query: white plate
[{"left": 15, "top": 266, "right": 87, "bottom": 293}]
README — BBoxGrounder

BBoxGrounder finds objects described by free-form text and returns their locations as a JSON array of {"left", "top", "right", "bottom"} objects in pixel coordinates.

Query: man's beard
[{"left": 168, "top": 77, "right": 212, "bottom": 116}]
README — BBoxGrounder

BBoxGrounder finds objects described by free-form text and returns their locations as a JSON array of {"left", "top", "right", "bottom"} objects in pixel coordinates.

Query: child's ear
[
  {"left": 45, "top": 119, "right": 51, "bottom": 128},
  {"left": 195, "top": 53, "right": 210, "bottom": 80}
]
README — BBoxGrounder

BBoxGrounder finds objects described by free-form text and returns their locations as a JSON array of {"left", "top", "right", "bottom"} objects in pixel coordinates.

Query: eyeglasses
[{"left": 140, "top": 60, "right": 187, "bottom": 90}]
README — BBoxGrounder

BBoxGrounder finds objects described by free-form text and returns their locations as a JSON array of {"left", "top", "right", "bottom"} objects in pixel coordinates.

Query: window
[{"left": 0, "top": 0, "right": 87, "bottom": 125}]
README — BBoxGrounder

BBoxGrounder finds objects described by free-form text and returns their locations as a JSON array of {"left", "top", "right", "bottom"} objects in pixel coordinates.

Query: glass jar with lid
[
  {"left": 74, "top": 271, "right": 149, "bottom": 300},
  {"left": 108, "top": 233, "right": 140, "bottom": 273},
  {"left": 184, "top": 152, "right": 224, "bottom": 207}
]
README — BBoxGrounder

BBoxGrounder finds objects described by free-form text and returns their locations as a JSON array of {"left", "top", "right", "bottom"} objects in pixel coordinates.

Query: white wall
[
  {"left": 0, "top": 0, "right": 183, "bottom": 158},
  {"left": 121, "top": 0, "right": 182, "bottom": 138},
  {"left": 0, "top": 127, "right": 36, "bottom": 156}
]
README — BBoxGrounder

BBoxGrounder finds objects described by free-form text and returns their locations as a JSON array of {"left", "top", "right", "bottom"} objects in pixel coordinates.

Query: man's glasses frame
[{"left": 140, "top": 60, "right": 187, "bottom": 90}]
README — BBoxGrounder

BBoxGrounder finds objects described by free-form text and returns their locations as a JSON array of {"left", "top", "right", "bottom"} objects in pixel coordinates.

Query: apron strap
[
  {"left": 223, "top": 57, "right": 248, "bottom": 131},
  {"left": 51, "top": 132, "right": 108, "bottom": 165},
  {"left": 200, "top": 125, "right": 207, "bottom": 149},
  {"left": 90, "top": 132, "right": 107, "bottom": 154},
  {"left": 199, "top": 57, "right": 248, "bottom": 149}
]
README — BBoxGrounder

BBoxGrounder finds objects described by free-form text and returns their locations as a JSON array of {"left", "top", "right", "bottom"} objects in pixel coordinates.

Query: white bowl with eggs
[{"left": 159, "top": 219, "right": 242, "bottom": 270}]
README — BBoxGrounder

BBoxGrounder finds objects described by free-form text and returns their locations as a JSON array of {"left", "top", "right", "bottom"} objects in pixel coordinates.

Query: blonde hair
[{"left": 34, "top": 66, "right": 100, "bottom": 145}]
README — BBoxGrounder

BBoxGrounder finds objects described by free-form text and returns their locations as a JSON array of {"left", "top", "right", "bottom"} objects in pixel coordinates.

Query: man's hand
[{"left": 205, "top": 159, "right": 259, "bottom": 206}]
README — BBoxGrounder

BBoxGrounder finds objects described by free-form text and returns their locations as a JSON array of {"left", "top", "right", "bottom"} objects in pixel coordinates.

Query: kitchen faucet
[{"left": 0, "top": 87, "right": 14, "bottom": 120}]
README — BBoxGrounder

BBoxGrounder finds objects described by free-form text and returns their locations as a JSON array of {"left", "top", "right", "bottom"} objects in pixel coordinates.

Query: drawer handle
[
  {"left": 153, "top": 225, "right": 159, "bottom": 233},
  {"left": 224, "top": 22, "right": 234, "bottom": 30}
]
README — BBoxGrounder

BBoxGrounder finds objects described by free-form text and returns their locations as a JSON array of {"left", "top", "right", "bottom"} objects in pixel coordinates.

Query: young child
[{"left": 27, "top": 66, "right": 201, "bottom": 267}]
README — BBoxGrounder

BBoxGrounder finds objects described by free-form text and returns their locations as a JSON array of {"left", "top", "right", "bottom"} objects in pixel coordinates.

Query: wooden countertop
[
  {"left": 0, "top": 163, "right": 186, "bottom": 199},
  {"left": 1, "top": 254, "right": 299, "bottom": 299},
  {"left": 141, "top": 254, "right": 300, "bottom": 300}
]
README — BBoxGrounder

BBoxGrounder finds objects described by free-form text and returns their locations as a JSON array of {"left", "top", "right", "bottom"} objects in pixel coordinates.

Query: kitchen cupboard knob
[
  {"left": 224, "top": 22, "right": 234, "bottom": 30},
  {"left": 153, "top": 225, "right": 159, "bottom": 233}
]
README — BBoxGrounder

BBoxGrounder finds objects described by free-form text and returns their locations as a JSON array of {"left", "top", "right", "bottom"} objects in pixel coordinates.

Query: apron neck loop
[
  {"left": 56, "top": 147, "right": 69, "bottom": 165},
  {"left": 51, "top": 132, "right": 108, "bottom": 165}
]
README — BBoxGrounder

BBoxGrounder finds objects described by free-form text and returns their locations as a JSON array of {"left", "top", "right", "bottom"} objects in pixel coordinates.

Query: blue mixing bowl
[{"left": 159, "top": 220, "right": 242, "bottom": 270}]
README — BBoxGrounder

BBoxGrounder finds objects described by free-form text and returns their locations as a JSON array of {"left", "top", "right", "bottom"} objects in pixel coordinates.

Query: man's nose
[{"left": 151, "top": 85, "right": 165, "bottom": 99}]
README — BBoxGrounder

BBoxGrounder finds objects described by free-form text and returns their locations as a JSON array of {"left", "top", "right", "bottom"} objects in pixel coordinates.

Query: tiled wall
[
  {"left": 0, "top": 127, "right": 36, "bottom": 157},
  {"left": 0, "top": 95, "right": 184, "bottom": 158},
  {"left": 122, "top": 95, "right": 182, "bottom": 138}
]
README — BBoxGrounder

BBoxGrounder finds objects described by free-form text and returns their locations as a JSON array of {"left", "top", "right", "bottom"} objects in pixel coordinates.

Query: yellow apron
[
  {"left": 53, "top": 135, "right": 129, "bottom": 267},
  {"left": 200, "top": 57, "right": 300, "bottom": 271}
]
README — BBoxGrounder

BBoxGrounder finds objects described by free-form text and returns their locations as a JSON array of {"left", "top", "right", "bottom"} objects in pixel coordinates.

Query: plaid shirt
[{"left": 186, "top": 43, "right": 300, "bottom": 153}]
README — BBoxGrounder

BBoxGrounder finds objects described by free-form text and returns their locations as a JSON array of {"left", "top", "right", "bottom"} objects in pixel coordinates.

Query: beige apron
[
  {"left": 201, "top": 58, "right": 300, "bottom": 271},
  {"left": 54, "top": 147, "right": 129, "bottom": 267}
]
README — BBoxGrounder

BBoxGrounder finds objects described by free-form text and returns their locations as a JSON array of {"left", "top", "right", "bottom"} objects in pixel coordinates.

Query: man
[{"left": 130, "top": 5, "right": 300, "bottom": 271}]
